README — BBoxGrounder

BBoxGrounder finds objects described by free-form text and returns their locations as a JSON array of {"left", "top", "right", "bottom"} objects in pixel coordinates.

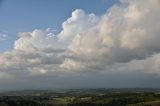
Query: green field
[
  {"left": 128, "top": 100, "right": 160, "bottom": 106},
  {"left": 0, "top": 89, "right": 160, "bottom": 106}
]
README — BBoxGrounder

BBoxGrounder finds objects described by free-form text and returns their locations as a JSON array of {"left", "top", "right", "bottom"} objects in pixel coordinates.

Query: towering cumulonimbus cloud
[{"left": 0, "top": 0, "right": 160, "bottom": 90}]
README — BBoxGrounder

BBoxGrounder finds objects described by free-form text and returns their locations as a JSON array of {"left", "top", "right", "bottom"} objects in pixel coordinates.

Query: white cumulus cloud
[{"left": 0, "top": 0, "right": 160, "bottom": 90}]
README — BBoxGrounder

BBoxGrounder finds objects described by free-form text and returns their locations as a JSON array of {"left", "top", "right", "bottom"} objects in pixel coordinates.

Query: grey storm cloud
[{"left": 0, "top": 0, "right": 160, "bottom": 91}]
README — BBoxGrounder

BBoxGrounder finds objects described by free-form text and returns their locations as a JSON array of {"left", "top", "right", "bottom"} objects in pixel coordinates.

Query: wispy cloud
[{"left": 0, "top": 33, "right": 8, "bottom": 41}]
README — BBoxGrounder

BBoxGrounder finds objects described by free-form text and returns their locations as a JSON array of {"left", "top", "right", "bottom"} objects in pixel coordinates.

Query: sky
[
  {"left": 0, "top": 0, "right": 160, "bottom": 91},
  {"left": 0, "top": 0, "right": 118, "bottom": 51}
]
